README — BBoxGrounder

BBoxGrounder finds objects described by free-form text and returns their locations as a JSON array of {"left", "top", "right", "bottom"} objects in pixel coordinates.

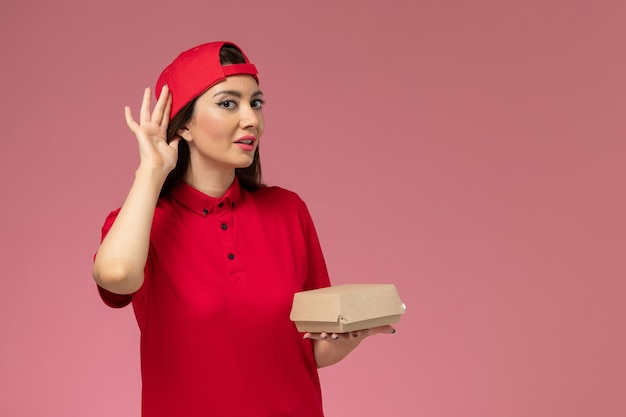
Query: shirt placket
[{"left": 214, "top": 199, "right": 246, "bottom": 287}]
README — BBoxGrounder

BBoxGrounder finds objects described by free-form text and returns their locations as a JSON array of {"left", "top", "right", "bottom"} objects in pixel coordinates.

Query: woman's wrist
[{"left": 135, "top": 163, "right": 171, "bottom": 185}]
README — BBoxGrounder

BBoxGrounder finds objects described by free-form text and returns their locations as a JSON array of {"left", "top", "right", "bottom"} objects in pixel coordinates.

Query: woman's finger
[
  {"left": 124, "top": 106, "right": 138, "bottom": 132},
  {"left": 152, "top": 84, "right": 169, "bottom": 125},
  {"left": 139, "top": 87, "right": 152, "bottom": 123},
  {"left": 367, "top": 325, "right": 396, "bottom": 335},
  {"left": 160, "top": 91, "right": 172, "bottom": 130}
]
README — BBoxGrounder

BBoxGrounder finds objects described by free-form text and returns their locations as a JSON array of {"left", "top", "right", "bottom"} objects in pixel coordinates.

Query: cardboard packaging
[{"left": 290, "top": 284, "right": 406, "bottom": 333}]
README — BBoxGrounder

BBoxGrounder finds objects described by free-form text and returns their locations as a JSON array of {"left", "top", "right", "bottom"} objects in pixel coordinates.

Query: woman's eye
[
  {"left": 251, "top": 99, "right": 265, "bottom": 109},
  {"left": 218, "top": 100, "right": 237, "bottom": 109}
]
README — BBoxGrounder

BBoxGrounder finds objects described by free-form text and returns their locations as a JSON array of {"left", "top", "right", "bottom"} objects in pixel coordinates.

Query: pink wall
[{"left": 1, "top": 0, "right": 625, "bottom": 416}]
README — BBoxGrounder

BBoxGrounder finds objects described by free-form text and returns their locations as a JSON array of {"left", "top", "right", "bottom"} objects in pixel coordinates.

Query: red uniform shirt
[{"left": 97, "top": 179, "right": 330, "bottom": 417}]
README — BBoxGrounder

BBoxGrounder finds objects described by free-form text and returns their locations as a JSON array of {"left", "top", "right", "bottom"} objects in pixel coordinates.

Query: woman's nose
[{"left": 239, "top": 104, "right": 260, "bottom": 129}]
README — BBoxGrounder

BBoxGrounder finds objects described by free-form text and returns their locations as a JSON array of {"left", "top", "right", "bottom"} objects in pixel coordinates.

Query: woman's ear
[{"left": 177, "top": 126, "right": 192, "bottom": 142}]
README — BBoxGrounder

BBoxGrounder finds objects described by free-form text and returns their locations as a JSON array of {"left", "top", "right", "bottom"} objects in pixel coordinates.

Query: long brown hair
[{"left": 160, "top": 44, "right": 263, "bottom": 197}]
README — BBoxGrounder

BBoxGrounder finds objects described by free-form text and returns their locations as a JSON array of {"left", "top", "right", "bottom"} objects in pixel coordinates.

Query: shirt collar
[{"left": 170, "top": 177, "right": 242, "bottom": 217}]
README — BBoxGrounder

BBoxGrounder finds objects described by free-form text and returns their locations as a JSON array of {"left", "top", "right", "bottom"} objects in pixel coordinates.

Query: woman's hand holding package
[
  {"left": 304, "top": 325, "right": 396, "bottom": 368},
  {"left": 303, "top": 325, "right": 396, "bottom": 342}
]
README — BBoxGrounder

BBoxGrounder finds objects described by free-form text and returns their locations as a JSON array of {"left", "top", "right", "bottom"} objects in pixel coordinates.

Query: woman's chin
[{"left": 233, "top": 156, "right": 255, "bottom": 169}]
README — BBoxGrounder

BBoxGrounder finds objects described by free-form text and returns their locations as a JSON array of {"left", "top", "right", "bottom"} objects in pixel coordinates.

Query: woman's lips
[{"left": 234, "top": 135, "right": 257, "bottom": 151}]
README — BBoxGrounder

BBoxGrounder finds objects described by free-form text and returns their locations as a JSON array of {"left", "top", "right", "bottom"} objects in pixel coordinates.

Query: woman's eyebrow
[
  {"left": 213, "top": 90, "right": 263, "bottom": 98},
  {"left": 213, "top": 90, "right": 242, "bottom": 98}
]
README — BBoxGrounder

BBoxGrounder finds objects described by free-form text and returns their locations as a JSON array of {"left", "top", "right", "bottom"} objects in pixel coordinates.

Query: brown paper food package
[{"left": 290, "top": 284, "right": 406, "bottom": 333}]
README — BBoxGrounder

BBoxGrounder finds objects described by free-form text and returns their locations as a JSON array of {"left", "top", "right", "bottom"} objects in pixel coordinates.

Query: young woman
[{"left": 92, "top": 41, "right": 394, "bottom": 417}]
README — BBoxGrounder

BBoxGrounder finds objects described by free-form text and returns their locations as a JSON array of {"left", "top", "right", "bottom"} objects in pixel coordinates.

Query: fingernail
[
  {"left": 352, "top": 332, "right": 359, "bottom": 338},
  {"left": 331, "top": 334, "right": 339, "bottom": 340},
  {"left": 391, "top": 328, "right": 397, "bottom": 334},
  {"left": 303, "top": 334, "right": 311, "bottom": 339}
]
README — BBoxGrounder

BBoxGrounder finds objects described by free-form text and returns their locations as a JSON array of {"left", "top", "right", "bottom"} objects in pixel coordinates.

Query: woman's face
[{"left": 179, "top": 74, "right": 264, "bottom": 175}]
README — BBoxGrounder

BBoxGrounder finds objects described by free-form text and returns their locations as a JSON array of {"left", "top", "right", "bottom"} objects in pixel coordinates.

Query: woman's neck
[{"left": 185, "top": 165, "right": 236, "bottom": 198}]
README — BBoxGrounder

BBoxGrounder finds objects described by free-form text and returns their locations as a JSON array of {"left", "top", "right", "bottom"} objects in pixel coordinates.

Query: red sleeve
[
  {"left": 94, "top": 208, "right": 133, "bottom": 308},
  {"left": 296, "top": 197, "right": 331, "bottom": 291}
]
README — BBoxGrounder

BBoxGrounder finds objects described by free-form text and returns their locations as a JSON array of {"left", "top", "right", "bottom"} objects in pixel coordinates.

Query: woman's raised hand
[
  {"left": 125, "top": 85, "right": 180, "bottom": 175},
  {"left": 93, "top": 85, "right": 179, "bottom": 293}
]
